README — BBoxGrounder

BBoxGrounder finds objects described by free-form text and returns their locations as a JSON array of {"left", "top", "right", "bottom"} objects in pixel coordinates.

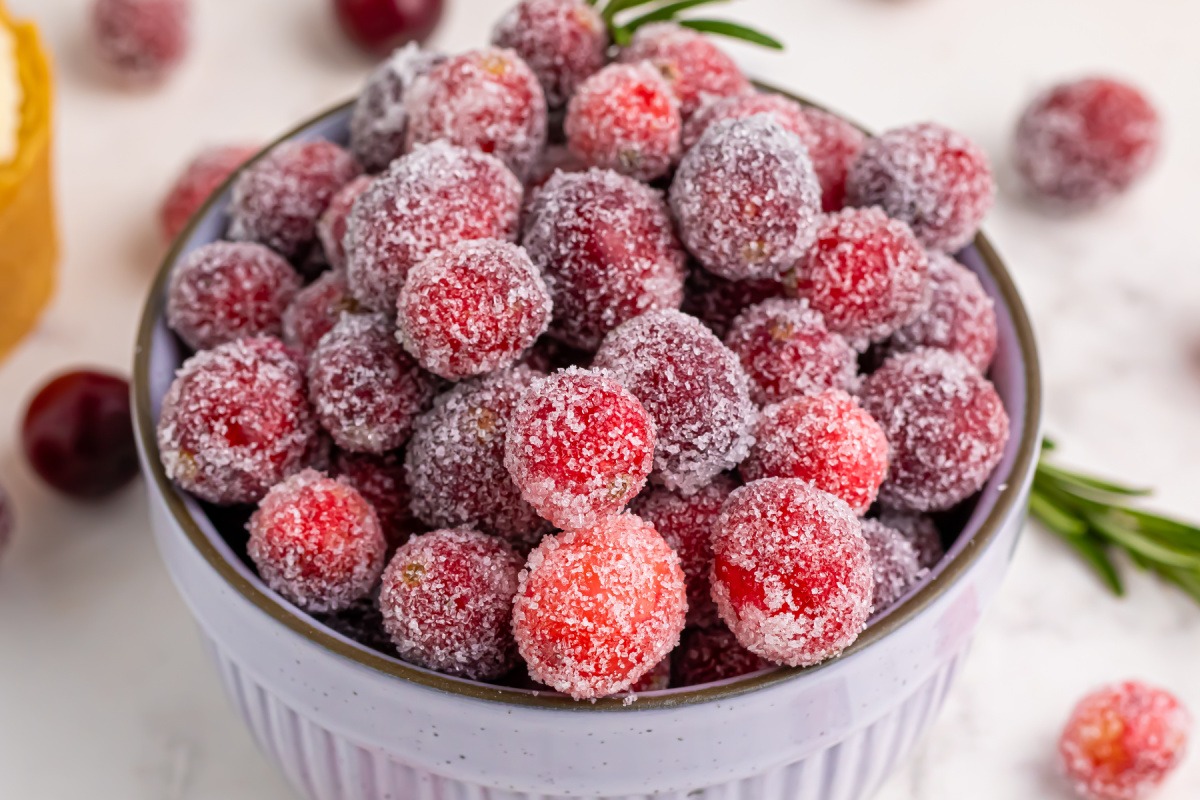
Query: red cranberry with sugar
[
  {"left": 619, "top": 23, "right": 749, "bottom": 120},
  {"left": 281, "top": 270, "right": 361, "bottom": 359},
  {"left": 492, "top": 0, "right": 608, "bottom": 108},
  {"left": 349, "top": 44, "right": 445, "bottom": 173},
  {"left": 317, "top": 175, "right": 373, "bottom": 271},
  {"left": 682, "top": 92, "right": 813, "bottom": 152},
  {"left": 672, "top": 625, "right": 770, "bottom": 687},
  {"left": 332, "top": 449, "right": 421, "bottom": 549},
  {"left": 799, "top": 107, "right": 866, "bottom": 211},
  {"left": 332, "top": 0, "right": 444, "bottom": 55},
  {"left": 160, "top": 144, "right": 257, "bottom": 241},
  {"left": 91, "top": 0, "right": 190, "bottom": 85}
]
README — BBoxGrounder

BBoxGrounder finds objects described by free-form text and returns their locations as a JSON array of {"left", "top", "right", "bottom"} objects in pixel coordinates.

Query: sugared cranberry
[
  {"left": 166, "top": 241, "right": 301, "bottom": 352},
  {"left": 799, "top": 107, "right": 866, "bottom": 211},
  {"left": 396, "top": 240, "right": 552, "bottom": 380},
  {"left": 349, "top": 44, "right": 445, "bottom": 173},
  {"left": 229, "top": 140, "right": 362, "bottom": 261},
  {"left": 522, "top": 168, "right": 685, "bottom": 349},
  {"left": 876, "top": 508, "right": 944, "bottom": 571},
  {"left": 317, "top": 175, "right": 373, "bottom": 271},
  {"left": 307, "top": 313, "right": 436, "bottom": 455},
  {"left": 859, "top": 348, "right": 1009, "bottom": 512},
  {"left": 512, "top": 514, "right": 686, "bottom": 699},
  {"left": 492, "top": 0, "right": 608, "bottom": 108},
  {"left": 1059, "top": 681, "right": 1191, "bottom": 800},
  {"left": 671, "top": 625, "right": 769, "bottom": 687},
  {"left": 724, "top": 297, "right": 858, "bottom": 406},
  {"left": 157, "top": 338, "right": 318, "bottom": 505},
  {"left": 860, "top": 519, "right": 926, "bottom": 611},
  {"left": 23, "top": 370, "right": 137, "bottom": 500},
  {"left": 380, "top": 528, "right": 523, "bottom": 679},
  {"left": 593, "top": 310, "right": 755, "bottom": 494},
  {"left": 618, "top": 23, "right": 749, "bottom": 120},
  {"left": 90, "top": 0, "right": 190, "bottom": 85},
  {"left": 405, "top": 367, "right": 549, "bottom": 549},
  {"left": 680, "top": 269, "right": 784, "bottom": 339},
  {"left": 1015, "top": 77, "right": 1161, "bottom": 210},
  {"left": 160, "top": 144, "right": 257, "bottom": 241},
  {"left": 671, "top": 117, "right": 821, "bottom": 281},
  {"left": 846, "top": 122, "right": 994, "bottom": 253},
  {"left": 711, "top": 478, "right": 873, "bottom": 666},
  {"left": 504, "top": 368, "right": 656, "bottom": 530},
  {"left": 790, "top": 207, "right": 930, "bottom": 347},
  {"left": 332, "top": 0, "right": 444, "bottom": 55},
  {"left": 345, "top": 141, "right": 523, "bottom": 312},
  {"left": 332, "top": 449, "right": 421, "bottom": 549},
  {"left": 281, "top": 270, "right": 361, "bottom": 358},
  {"left": 742, "top": 390, "right": 888, "bottom": 515},
  {"left": 682, "top": 92, "right": 813, "bottom": 152}
]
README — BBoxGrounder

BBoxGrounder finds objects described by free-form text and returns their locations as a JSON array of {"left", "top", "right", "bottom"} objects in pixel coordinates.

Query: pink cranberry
[{"left": 91, "top": 0, "right": 190, "bottom": 85}]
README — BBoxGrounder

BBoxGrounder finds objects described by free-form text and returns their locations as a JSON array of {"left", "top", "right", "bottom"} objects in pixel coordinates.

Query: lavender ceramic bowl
[{"left": 133, "top": 91, "right": 1042, "bottom": 800}]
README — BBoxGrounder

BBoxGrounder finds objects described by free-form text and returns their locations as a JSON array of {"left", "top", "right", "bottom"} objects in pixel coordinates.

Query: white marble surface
[{"left": 1, "top": 0, "right": 1198, "bottom": 797}]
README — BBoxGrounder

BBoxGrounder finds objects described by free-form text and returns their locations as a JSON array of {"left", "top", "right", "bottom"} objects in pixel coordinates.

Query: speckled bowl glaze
[{"left": 133, "top": 91, "right": 1042, "bottom": 800}]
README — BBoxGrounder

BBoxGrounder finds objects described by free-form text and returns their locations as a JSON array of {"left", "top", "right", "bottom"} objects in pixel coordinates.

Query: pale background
[{"left": 1, "top": 0, "right": 1199, "bottom": 797}]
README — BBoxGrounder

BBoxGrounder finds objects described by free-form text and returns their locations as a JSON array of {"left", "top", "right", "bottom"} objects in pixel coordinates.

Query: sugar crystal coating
[
  {"left": 281, "top": 270, "right": 361, "bottom": 359},
  {"left": 332, "top": 449, "right": 422, "bottom": 549},
  {"left": 711, "top": 478, "right": 872, "bottom": 667},
  {"left": 91, "top": 0, "right": 190, "bottom": 84},
  {"left": 307, "top": 313, "right": 436, "bottom": 454},
  {"left": 877, "top": 508, "right": 945, "bottom": 571},
  {"left": 157, "top": 337, "right": 317, "bottom": 505},
  {"left": 593, "top": 310, "right": 756, "bottom": 494},
  {"left": 396, "top": 240, "right": 552, "bottom": 380},
  {"left": 491, "top": 0, "right": 608, "bottom": 108},
  {"left": 860, "top": 518, "right": 926, "bottom": 611},
  {"left": 618, "top": 23, "right": 750, "bottom": 120},
  {"left": 167, "top": 241, "right": 301, "bottom": 352},
  {"left": 670, "top": 116, "right": 822, "bottom": 281},
  {"left": 1059, "top": 681, "right": 1191, "bottom": 800},
  {"left": 504, "top": 367, "right": 656, "bottom": 530},
  {"left": 512, "top": 514, "right": 687, "bottom": 699},
  {"left": 742, "top": 390, "right": 888, "bottom": 515},
  {"left": 160, "top": 144, "right": 257, "bottom": 241},
  {"left": 681, "top": 269, "right": 784, "bottom": 339},
  {"left": 682, "top": 92, "right": 814, "bottom": 152},
  {"left": 671, "top": 625, "right": 770, "bottom": 687},
  {"left": 406, "top": 367, "right": 550, "bottom": 549},
  {"left": 860, "top": 348, "right": 1010, "bottom": 512},
  {"left": 404, "top": 47, "right": 548, "bottom": 181},
  {"left": 317, "top": 175, "right": 373, "bottom": 272},
  {"left": 724, "top": 297, "right": 858, "bottom": 405},
  {"left": 380, "top": 528, "right": 523, "bottom": 679},
  {"left": 564, "top": 62, "right": 682, "bottom": 182},
  {"left": 247, "top": 469, "right": 386, "bottom": 613},
  {"left": 345, "top": 140, "right": 523, "bottom": 312},
  {"left": 790, "top": 207, "right": 931, "bottom": 348},
  {"left": 349, "top": 43, "right": 445, "bottom": 173},
  {"left": 229, "top": 139, "right": 363, "bottom": 261},
  {"left": 799, "top": 107, "right": 866, "bottom": 211},
  {"left": 630, "top": 475, "right": 737, "bottom": 628},
  {"left": 846, "top": 122, "right": 994, "bottom": 253},
  {"left": 887, "top": 252, "right": 998, "bottom": 372},
  {"left": 522, "top": 168, "right": 685, "bottom": 349}
]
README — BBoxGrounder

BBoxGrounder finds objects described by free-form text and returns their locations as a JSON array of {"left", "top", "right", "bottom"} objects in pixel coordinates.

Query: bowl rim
[{"left": 132, "top": 86, "right": 1043, "bottom": 712}]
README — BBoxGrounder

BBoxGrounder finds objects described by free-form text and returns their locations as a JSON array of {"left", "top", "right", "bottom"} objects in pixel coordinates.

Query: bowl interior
[{"left": 134, "top": 98, "right": 1041, "bottom": 710}]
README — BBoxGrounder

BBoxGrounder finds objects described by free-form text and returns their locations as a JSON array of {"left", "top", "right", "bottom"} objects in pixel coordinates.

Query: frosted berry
[
  {"left": 160, "top": 144, "right": 257, "bottom": 241},
  {"left": 790, "top": 207, "right": 931, "bottom": 347},
  {"left": 380, "top": 528, "right": 523, "bottom": 679},
  {"left": 396, "top": 240, "right": 552, "bottom": 380},
  {"left": 332, "top": 0, "right": 444, "bottom": 55},
  {"left": 877, "top": 508, "right": 944, "bottom": 571},
  {"left": 888, "top": 252, "right": 998, "bottom": 372},
  {"left": 680, "top": 269, "right": 783, "bottom": 338},
  {"left": 742, "top": 390, "right": 888, "bottom": 515},
  {"left": 799, "top": 107, "right": 866, "bottom": 211},
  {"left": 157, "top": 338, "right": 317, "bottom": 505},
  {"left": 405, "top": 367, "right": 549, "bottom": 548},
  {"left": 522, "top": 168, "right": 685, "bottom": 349},
  {"left": 564, "top": 62, "right": 682, "bottom": 182},
  {"left": 281, "top": 270, "right": 361, "bottom": 358},
  {"left": 724, "top": 297, "right": 858, "bottom": 406},
  {"left": 593, "top": 310, "right": 756, "bottom": 494},
  {"left": 91, "top": 0, "right": 190, "bottom": 84},
  {"left": 671, "top": 117, "right": 822, "bottom": 281},
  {"left": 23, "top": 370, "right": 138, "bottom": 500},
  {"left": 349, "top": 44, "right": 445, "bottom": 173},
  {"left": 317, "top": 175, "right": 373, "bottom": 272},
  {"left": 332, "top": 449, "right": 421, "bottom": 549},
  {"left": 1059, "top": 681, "right": 1190, "bottom": 800},
  {"left": 682, "top": 92, "right": 813, "bottom": 152},
  {"left": 847, "top": 122, "right": 994, "bottom": 253},
  {"left": 630, "top": 476, "right": 737, "bottom": 628},
  {"left": 504, "top": 368, "right": 655, "bottom": 530},
  {"left": 512, "top": 514, "right": 686, "bottom": 699},
  {"left": 671, "top": 625, "right": 769, "bottom": 687},
  {"left": 229, "top": 140, "right": 363, "bottom": 261},
  {"left": 619, "top": 23, "right": 750, "bottom": 120},
  {"left": 860, "top": 348, "right": 1009, "bottom": 512},
  {"left": 345, "top": 141, "right": 523, "bottom": 312},
  {"left": 307, "top": 313, "right": 436, "bottom": 454},
  {"left": 492, "top": 0, "right": 608, "bottom": 108},
  {"left": 166, "top": 241, "right": 301, "bottom": 352},
  {"left": 247, "top": 469, "right": 386, "bottom": 613},
  {"left": 711, "top": 478, "right": 873, "bottom": 666},
  {"left": 405, "top": 48, "right": 548, "bottom": 181},
  {"left": 860, "top": 519, "right": 926, "bottom": 610},
  {"left": 1015, "top": 77, "right": 1161, "bottom": 210}
]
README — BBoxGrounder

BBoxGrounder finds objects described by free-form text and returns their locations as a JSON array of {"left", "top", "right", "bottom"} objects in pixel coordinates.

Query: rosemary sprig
[
  {"left": 588, "top": 0, "right": 783, "bottom": 50},
  {"left": 1031, "top": 438, "right": 1200, "bottom": 605}
]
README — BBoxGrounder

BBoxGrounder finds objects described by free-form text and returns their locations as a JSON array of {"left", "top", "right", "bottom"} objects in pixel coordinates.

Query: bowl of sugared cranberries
[{"left": 133, "top": 27, "right": 1041, "bottom": 800}]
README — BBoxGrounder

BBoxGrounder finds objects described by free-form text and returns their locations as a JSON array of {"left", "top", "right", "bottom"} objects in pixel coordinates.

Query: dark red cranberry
[{"left": 332, "top": 0, "right": 444, "bottom": 54}]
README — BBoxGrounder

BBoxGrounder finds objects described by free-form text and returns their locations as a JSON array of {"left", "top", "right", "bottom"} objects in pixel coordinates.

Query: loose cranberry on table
[
  {"left": 160, "top": 144, "right": 258, "bottom": 241},
  {"left": 491, "top": 0, "right": 608, "bottom": 108},
  {"left": 332, "top": 0, "right": 444, "bottom": 55},
  {"left": 23, "top": 370, "right": 138, "bottom": 500},
  {"left": 90, "top": 0, "right": 190, "bottom": 85},
  {"left": 618, "top": 22, "right": 750, "bottom": 120},
  {"left": 332, "top": 449, "right": 422, "bottom": 550}
]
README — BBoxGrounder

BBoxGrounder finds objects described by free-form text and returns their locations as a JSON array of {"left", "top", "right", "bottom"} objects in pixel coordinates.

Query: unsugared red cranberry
[
  {"left": 332, "top": 449, "right": 422, "bottom": 549},
  {"left": 23, "top": 370, "right": 138, "bottom": 500},
  {"left": 887, "top": 252, "right": 997, "bottom": 372},
  {"left": 160, "top": 144, "right": 257, "bottom": 241},
  {"left": 671, "top": 625, "right": 769, "bottom": 687},
  {"left": 619, "top": 23, "right": 749, "bottom": 120},
  {"left": 332, "top": 0, "right": 444, "bottom": 55},
  {"left": 281, "top": 270, "right": 361, "bottom": 359},
  {"left": 860, "top": 519, "right": 926, "bottom": 611},
  {"left": 317, "top": 175, "right": 373, "bottom": 271},
  {"left": 492, "top": 0, "right": 608, "bottom": 108},
  {"left": 91, "top": 0, "right": 190, "bottom": 85},
  {"left": 682, "top": 92, "right": 813, "bottom": 152},
  {"left": 799, "top": 107, "right": 866, "bottom": 211},
  {"left": 349, "top": 44, "right": 445, "bottom": 173}
]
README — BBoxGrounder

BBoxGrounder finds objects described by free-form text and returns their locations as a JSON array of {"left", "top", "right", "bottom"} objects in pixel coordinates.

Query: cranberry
[
  {"left": 160, "top": 144, "right": 258, "bottom": 241},
  {"left": 91, "top": 0, "right": 190, "bottom": 85},
  {"left": 332, "top": 0, "right": 444, "bottom": 55}
]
